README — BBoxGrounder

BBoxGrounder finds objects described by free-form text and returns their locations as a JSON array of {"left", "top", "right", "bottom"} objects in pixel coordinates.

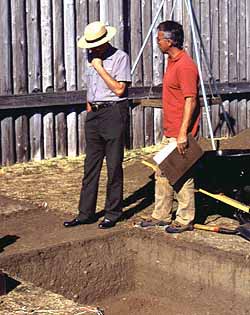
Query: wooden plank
[
  {"left": 229, "top": 99, "right": 238, "bottom": 135},
  {"left": 76, "top": 0, "right": 88, "bottom": 90},
  {"left": 132, "top": 105, "right": 144, "bottom": 149},
  {"left": 1, "top": 84, "right": 250, "bottom": 109},
  {"left": 201, "top": 107, "right": 209, "bottom": 138},
  {"left": 15, "top": 114, "right": 29, "bottom": 163},
  {"left": 10, "top": 0, "right": 27, "bottom": 94},
  {"left": 247, "top": 0, "right": 250, "bottom": 81},
  {"left": 144, "top": 107, "right": 154, "bottom": 146},
  {"left": 52, "top": 0, "right": 65, "bottom": 91},
  {"left": 67, "top": 111, "right": 77, "bottom": 157},
  {"left": 237, "top": 0, "right": 247, "bottom": 81},
  {"left": 55, "top": 112, "right": 67, "bottom": 157},
  {"left": 0, "top": 91, "right": 87, "bottom": 109},
  {"left": 191, "top": 0, "right": 201, "bottom": 60},
  {"left": 26, "top": 0, "right": 41, "bottom": 93},
  {"left": 131, "top": 0, "right": 143, "bottom": 86},
  {"left": 41, "top": 0, "right": 53, "bottom": 92},
  {"left": 182, "top": 0, "right": 192, "bottom": 55},
  {"left": 88, "top": 0, "right": 100, "bottom": 22},
  {"left": 172, "top": 0, "right": 183, "bottom": 24},
  {"left": 228, "top": 0, "right": 237, "bottom": 82},
  {"left": 43, "top": 112, "right": 55, "bottom": 159},
  {"left": 103, "top": 0, "right": 124, "bottom": 50},
  {"left": 237, "top": 99, "right": 247, "bottom": 133},
  {"left": 220, "top": 100, "right": 230, "bottom": 137},
  {"left": 99, "top": 0, "right": 108, "bottom": 23},
  {"left": 163, "top": 0, "right": 172, "bottom": 20},
  {"left": 29, "top": 113, "right": 42, "bottom": 160},
  {"left": 78, "top": 111, "right": 87, "bottom": 155},
  {"left": 63, "top": 0, "right": 76, "bottom": 91},
  {"left": 219, "top": 0, "right": 229, "bottom": 82},
  {"left": 210, "top": 0, "right": 220, "bottom": 81},
  {"left": 200, "top": 0, "right": 211, "bottom": 79},
  {"left": 154, "top": 108, "right": 163, "bottom": 144},
  {"left": 211, "top": 103, "right": 221, "bottom": 138},
  {"left": 0, "top": 1, "right": 12, "bottom": 95},
  {"left": 1, "top": 117, "right": 14, "bottom": 165},
  {"left": 141, "top": 0, "right": 153, "bottom": 86},
  {"left": 247, "top": 100, "right": 250, "bottom": 129},
  {"left": 152, "top": 0, "right": 164, "bottom": 86}
]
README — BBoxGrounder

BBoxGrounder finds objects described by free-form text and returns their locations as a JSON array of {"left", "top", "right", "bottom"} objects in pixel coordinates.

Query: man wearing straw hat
[{"left": 64, "top": 21, "right": 131, "bottom": 229}]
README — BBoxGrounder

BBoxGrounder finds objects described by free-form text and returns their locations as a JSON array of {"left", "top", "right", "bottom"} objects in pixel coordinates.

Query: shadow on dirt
[
  {"left": 0, "top": 235, "right": 20, "bottom": 253},
  {"left": 122, "top": 175, "right": 155, "bottom": 220}
]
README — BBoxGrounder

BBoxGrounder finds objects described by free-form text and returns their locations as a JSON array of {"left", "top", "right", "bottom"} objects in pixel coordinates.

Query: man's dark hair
[{"left": 157, "top": 20, "right": 184, "bottom": 49}]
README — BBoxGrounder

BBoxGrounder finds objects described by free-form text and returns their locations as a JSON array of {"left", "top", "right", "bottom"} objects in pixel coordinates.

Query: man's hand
[
  {"left": 177, "top": 134, "right": 188, "bottom": 155},
  {"left": 91, "top": 58, "right": 103, "bottom": 70}
]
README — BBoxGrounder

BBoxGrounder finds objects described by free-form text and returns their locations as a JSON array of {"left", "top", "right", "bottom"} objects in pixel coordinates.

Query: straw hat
[{"left": 78, "top": 21, "right": 116, "bottom": 49}]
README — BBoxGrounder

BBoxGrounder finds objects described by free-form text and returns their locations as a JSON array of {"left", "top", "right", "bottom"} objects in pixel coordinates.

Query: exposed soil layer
[
  {"left": 1, "top": 210, "right": 250, "bottom": 314},
  {"left": 1, "top": 130, "right": 250, "bottom": 314}
]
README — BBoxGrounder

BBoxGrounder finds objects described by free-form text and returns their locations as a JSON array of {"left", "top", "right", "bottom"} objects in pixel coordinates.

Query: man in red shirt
[{"left": 143, "top": 21, "right": 200, "bottom": 231}]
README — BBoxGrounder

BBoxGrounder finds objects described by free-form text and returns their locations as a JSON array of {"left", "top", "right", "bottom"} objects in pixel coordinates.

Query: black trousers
[{"left": 78, "top": 100, "right": 128, "bottom": 222}]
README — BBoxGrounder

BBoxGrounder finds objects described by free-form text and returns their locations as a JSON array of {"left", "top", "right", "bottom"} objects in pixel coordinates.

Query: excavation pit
[{"left": 1, "top": 208, "right": 250, "bottom": 315}]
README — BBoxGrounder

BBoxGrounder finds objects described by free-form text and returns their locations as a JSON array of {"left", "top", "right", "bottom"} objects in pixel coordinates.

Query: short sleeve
[
  {"left": 177, "top": 66, "right": 199, "bottom": 98},
  {"left": 115, "top": 52, "right": 132, "bottom": 83}
]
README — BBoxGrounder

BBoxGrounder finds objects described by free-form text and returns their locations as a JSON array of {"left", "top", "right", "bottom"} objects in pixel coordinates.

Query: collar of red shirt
[{"left": 168, "top": 49, "right": 185, "bottom": 63}]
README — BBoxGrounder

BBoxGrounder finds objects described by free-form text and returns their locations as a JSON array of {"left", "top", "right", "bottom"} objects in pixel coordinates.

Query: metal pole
[
  {"left": 131, "top": 0, "right": 165, "bottom": 76},
  {"left": 184, "top": 0, "right": 216, "bottom": 150},
  {"left": 131, "top": 0, "right": 178, "bottom": 76}
]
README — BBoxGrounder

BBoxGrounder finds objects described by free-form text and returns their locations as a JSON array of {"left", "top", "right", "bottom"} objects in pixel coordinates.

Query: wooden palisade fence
[{"left": 0, "top": 0, "right": 250, "bottom": 165}]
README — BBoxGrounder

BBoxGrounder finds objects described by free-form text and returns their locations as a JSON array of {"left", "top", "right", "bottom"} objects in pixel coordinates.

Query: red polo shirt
[{"left": 162, "top": 50, "right": 200, "bottom": 138}]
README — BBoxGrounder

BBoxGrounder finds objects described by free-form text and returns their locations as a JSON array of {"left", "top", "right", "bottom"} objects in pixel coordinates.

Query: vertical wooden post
[
  {"left": 154, "top": 108, "right": 163, "bottom": 144},
  {"left": 152, "top": 0, "right": 164, "bottom": 145},
  {"left": 63, "top": 0, "right": 76, "bottom": 91},
  {"left": 1, "top": 117, "right": 15, "bottom": 165},
  {"left": 200, "top": 0, "right": 211, "bottom": 79},
  {"left": 237, "top": 0, "right": 247, "bottom": 81},
  {"left": 247, "top": 0, "right": 250, "bottom": 81},
  {"left": 78, "top": 111, "right": 87, "bottom": 155},
  {"left": 219, "top": 0, "right": 229, "bottom": 83},
  {"left": 52, "top": 0, "right": 65, "bottom": 91},
  {"left": 141, "top": 0, "right": 153, "bottom": 86},
  {"left": 67, "top": 111, "right": 77, "bottom": 157},
  {"left": 210, "top": 0, "right": 220, "bottom": 81},
  {"left": 41, "top": 0, "right": 53, "bottom": 92},
  {"left": 88, "top": 0, "right": 100, "bottom": 22},
  {"left": 55, "top": 112, "right": 67, "bottom": 157},
  {"left": 0, "top": 1, "right": 14, "bottom": 165},
  {"left": 76, "top": 0, "right": 88, "bottom": 90},
  {"left": 11, "top": 0, "right": 27, "bottom": 94},
  {"left": 29, "top": 113, "right": 42, "bottom": 161},
  {"left": 228, "top": 0, "right": 237, "bottom": 82},
  {"left": 15, "top": 114, "right": 29, "bottom": 163},
  {"left": 26, "top": 0, "right": 42, "bottom": 92},
  {"left": 43, "top": 112, "right": 55, "bottom": 159}
]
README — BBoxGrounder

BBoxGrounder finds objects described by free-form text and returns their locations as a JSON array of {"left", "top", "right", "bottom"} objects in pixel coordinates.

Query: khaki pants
[{"left": 152, "top": 137, "right": 195, "bottom": 225}]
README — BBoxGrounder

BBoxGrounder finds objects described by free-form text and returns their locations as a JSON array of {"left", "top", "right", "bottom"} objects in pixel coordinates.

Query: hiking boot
[
  {"left": 139, "top": 218, "right": 171, "bottom": 228},
  {"left": 165, "top": 221, "right": 193, "bottom": 233}
]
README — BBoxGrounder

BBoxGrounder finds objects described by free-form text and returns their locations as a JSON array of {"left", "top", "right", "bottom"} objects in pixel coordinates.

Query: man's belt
[{"left": 89, "top": 101, "right": 118, "bottom": 112}]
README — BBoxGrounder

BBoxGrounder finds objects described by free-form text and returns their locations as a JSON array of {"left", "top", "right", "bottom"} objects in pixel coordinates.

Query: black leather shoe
[
  {"left": 98, "top": 218, "right": 116, "bottom": 229},
  {"left": 63, "top": 218, "right": 91, "bottom": 228}
]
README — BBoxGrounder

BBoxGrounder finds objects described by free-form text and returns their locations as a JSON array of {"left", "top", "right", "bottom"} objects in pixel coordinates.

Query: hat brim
[{"left": 78, "top": 26, "right": 117, "bottom": 49}]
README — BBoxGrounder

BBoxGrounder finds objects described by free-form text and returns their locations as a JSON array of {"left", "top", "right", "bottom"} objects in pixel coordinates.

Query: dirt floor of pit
[{"left": 1, "top": 130, "right": 250, "bottom": 314}]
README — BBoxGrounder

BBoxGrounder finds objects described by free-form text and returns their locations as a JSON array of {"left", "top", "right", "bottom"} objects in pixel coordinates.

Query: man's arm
[
  {"left": 177, "top": 96, "right": 197, "bottom": 155},
  {"left": 91, "top": 58, "right": 127, "bottom": 96}
]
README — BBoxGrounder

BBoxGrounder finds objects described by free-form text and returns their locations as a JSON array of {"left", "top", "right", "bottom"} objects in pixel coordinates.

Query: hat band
[{"left": 85, "top": 30, "right": 108, "bottom": 43}]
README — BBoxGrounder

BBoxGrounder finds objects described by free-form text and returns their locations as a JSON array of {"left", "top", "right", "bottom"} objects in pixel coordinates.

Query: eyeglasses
[{"left": 156, "top": 37, "right": 171, "bottom": 44}]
